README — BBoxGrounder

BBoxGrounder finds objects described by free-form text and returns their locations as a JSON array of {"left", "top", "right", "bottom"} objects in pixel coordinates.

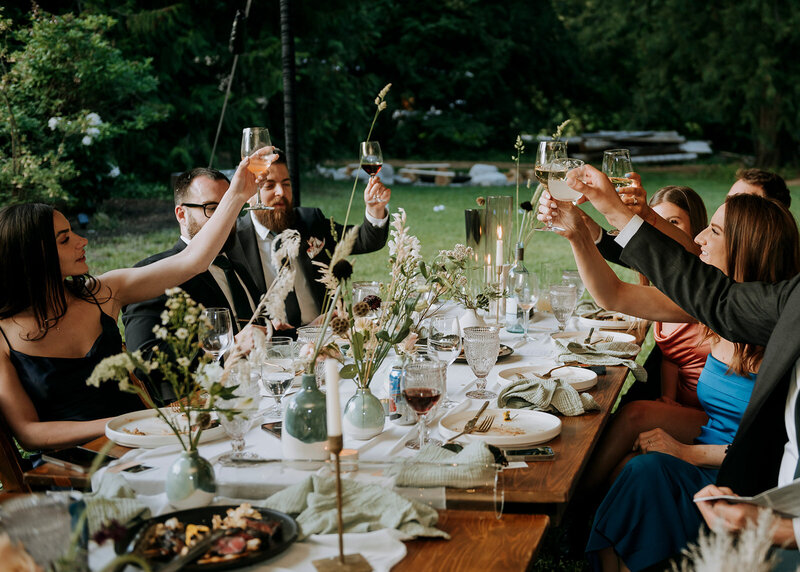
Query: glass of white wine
[
  {"left": 241, "top": 127, "right": 273, "bottom": 211},
  {"left": 512, "top": 272, "right": 539, "bottom": 344},
  {"left": 546, "top": 158, "right": 585, "bottom": 231},
  {"left": 602, "top": 149, "right": 633, "bottom": 235}
]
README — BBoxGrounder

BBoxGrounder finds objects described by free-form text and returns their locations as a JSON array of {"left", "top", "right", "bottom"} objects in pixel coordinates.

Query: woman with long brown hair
[{"left": 0, "top": 150, "right": 271, "bottom": 451}]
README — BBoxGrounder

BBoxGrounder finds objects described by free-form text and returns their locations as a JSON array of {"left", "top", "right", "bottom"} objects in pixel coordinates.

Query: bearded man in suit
[{"left": 236, "top": 149, "right": 390, "bottom": 330}]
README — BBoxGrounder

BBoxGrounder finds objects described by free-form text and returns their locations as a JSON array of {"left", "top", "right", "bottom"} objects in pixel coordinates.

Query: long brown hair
[
  {"left": 650, "top": 185, "right": 708, "bottom": 238},
  {"left": 0, "top": 203, "right": 100, "bottom": 340},
  {"left": 707, "top": 194, "right": 800, "bottom": 374}
]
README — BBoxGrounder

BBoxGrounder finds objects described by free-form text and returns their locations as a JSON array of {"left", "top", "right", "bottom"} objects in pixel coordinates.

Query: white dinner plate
[
  {"left": 498, "top": 365, "right": 598, "bottom": 391},
  {"left": 439, "top": 407, "right": 562, "bottom": 447},
  {"left": 551, "top": 330, "right": 637, "bottom": 345},
  {"left": 105, "top": 408, "right": 226, "bottom": 449},
  {"left": 578, "top": 312, "right": 637, "bottom": 330}
]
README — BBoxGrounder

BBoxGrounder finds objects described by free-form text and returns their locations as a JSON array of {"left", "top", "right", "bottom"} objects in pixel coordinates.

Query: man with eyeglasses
[{"left": 122, "top": 167, "right": 263, "bottom": 401}]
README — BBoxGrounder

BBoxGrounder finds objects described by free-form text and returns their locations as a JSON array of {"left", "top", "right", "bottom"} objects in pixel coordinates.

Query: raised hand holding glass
[{"left": 241, "top": 127, "right": 273, "bottom": 211}]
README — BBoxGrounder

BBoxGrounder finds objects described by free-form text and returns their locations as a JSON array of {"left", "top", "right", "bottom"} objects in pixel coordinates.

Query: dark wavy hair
[
  {"left": 0, "top": 203, "right": 100, "bottom": 340},
  {"left": 735, "top": 168, "right": 791, "bottom": 207},
  {"left": 704, "top": 194, "right": 800, "bottom": 374}
]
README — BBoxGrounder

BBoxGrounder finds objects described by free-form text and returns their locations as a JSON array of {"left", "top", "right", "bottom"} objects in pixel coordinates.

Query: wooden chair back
[{"left": 0, "top": 411, "right": 31, "bottom": 493}]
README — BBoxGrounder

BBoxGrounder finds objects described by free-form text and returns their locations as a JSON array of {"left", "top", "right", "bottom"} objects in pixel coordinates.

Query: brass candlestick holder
[{"left": 312, "top": 435, "right": 372, "bottom": 572}]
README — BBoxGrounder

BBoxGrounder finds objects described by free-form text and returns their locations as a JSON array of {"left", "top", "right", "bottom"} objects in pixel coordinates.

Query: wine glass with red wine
[
  {"left": 402, "top": 359, "right": 447, "bottom": 450},
  {"left": 360, "top": 141, "right": 383, "bottom": 204}
]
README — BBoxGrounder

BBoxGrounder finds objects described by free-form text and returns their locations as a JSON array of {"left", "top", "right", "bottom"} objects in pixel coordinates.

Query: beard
[{"left": 253, "top": 196, "right": 295, "bottom": 233}]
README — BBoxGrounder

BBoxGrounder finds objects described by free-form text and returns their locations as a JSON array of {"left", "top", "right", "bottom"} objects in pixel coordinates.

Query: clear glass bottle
[{"left": 505, "top": 243, "right": 528, "bottom": 333}]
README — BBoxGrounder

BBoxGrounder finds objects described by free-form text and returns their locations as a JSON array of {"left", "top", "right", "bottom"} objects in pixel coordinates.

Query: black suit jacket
[
  {"left": 122, "top": 239, "right": 262, "bottom": 398},
  {"left": 620, "top": 222, "right": 800, "bottom": 496},
  {"left": 236, "top": 207, "right": 389, "bottom": 326}
]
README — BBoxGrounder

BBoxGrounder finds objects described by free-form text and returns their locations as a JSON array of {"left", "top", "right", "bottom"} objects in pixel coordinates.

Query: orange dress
[{"left": 653, "top": 321, "right": 711, "bottom": 409}]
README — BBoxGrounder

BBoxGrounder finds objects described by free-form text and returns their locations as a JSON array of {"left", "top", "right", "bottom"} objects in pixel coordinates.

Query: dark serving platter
[{"left": 119, "top": 505, "right": 299, "bottom": 571}]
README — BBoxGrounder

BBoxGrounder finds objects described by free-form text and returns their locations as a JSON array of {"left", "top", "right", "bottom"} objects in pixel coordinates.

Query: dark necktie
[
  {"left": 794, "top": 388, "right": 800, "bottom": 479},
  {"left": 213, "top": 255, "right": 254, "bottom": 329}
]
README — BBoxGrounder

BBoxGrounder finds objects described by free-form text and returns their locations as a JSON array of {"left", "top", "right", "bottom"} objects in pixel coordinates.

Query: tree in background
[{"left": 0, "top": 7, "right": 164, "bottom": 207}]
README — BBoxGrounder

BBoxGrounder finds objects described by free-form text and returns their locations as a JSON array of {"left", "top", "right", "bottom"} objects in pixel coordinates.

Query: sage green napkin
[
  {"left": 496, "top": 377, "right": 600, "bottom": 416},
  {"left": 386, "top": 441, "right": 497, "bottom": 488},
  {"left": 553, "top": 338, "right": 647, "bottom": 382},
  {"left": 262, "top": 475, "right": 449, "bottom": 541},
  {"left": 575, "top": 300, "right": 604, "bottom": 317},
  {"left": 85, "top": 473, "right": 150, "bottom": 535}
]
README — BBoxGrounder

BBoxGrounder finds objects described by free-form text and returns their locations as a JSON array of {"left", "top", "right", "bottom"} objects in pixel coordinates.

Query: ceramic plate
[
  {"left": 439, "top": 407, "right": 561, "bottom": 447},
  {"left": 105, "top": 408, "right": 226, "bottom": 449},
  {"left": 578, "top": 312, "right": 637, "bottom": 330},
  {"left": 498, "top": 365, "right": 598, "bottom": 391},
  {"left": 121, "top": 505, "right": 298, "bottom": 571},
  {"left": 454, "top": 344, "right": 514, "bottom": 363},
  {"left": 551, "top": 330, "right": 637, "bottom": 345}
]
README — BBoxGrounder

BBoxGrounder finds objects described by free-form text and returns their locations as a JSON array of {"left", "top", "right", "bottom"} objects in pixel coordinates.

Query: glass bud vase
[
  {"left": 282, "top": 373, "right": 328, "bottom": 464},
  {"left": 165, "top": 449, "right": 216, "bottom": 510},
  {"left": 343, "top": 386, "right": 385, "bottom": 440}
]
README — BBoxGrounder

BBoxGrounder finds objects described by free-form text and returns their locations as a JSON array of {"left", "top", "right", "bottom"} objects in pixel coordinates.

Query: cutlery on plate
[
  {"left": 583, "top": 328, "right": 595, "bottom": 344},
  {"left": 445, "top": 401, "right": 490, "bottom": 444}
]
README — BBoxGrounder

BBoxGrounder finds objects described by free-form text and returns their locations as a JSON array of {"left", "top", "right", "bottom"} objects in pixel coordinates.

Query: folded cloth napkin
[
  {"left": 553, "top": 338, "right": 647, "bottom": 382},
  {"left": 575, "top": 300, "right": 606, "bottom": 317},
  {"left": 262, "top": 474, "right": 449, "bottom": 541},
  {"left": 496, "top": 377, "right": 600, "bottom": 416},
  {"left": 386, "top": 442, "right": 498, "bottom": 488},
  {"left": 83, "top": 473, "right": 150, "bottom": 536}
]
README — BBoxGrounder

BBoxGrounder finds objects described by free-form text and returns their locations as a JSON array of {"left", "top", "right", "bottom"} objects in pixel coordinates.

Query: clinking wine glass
[
  {"left": 360, "top": 141, "right": 383, "bottom": 204},
  {"left": 241, "top": 127, "right": 274, "bottom": 211},
  {"left": 533, "top": 141, "right": 568, "bottom": 231},
  {"left": 602, "top": 149, "right": 634, "bottom": 236},
  {"left": 463, "top": 326, "right": 501, "bottom": 399},
  {"left": 218, "top": 360, "right": 261, "bottom": 465},
  {"left": 260, "top": 337, "right": 296, "bottom": 417},
  {"left": 428, "top": 316, "right": 462, "bottom": 408},
  {"left": 512, "top": 272, "right": 539, "bottom": 344},
  {"left": 402, "top": 359, "right": 447, "bottom": 450},
  {"left": 546, "top": 158, "right": 585, "bottom": 232},
  {"left": 550, "top": 283, "right": 578, "bottom": 332},
  {"left": 199, "top": 308, "right": 234, "bottom": 364}
]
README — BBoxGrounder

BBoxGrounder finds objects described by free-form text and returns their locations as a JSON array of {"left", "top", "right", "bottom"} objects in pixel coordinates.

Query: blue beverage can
[{"left": 388, "top": 366, "right": 416, "bottom": 425}]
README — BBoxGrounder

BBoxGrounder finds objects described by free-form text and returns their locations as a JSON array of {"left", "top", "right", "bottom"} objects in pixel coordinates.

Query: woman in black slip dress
[{"left": 0, "top": 148, "right": 273, "bottom": 451}]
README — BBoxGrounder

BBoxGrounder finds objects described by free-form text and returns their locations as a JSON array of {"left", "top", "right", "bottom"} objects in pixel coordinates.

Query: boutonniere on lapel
[{"left": 307, "top": 236, "right": 325, "bottom": 259}]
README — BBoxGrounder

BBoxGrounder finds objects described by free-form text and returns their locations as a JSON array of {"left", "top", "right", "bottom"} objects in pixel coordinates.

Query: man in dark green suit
[{"left": 549, "top": 164, "right": 799, "bottom": 552}]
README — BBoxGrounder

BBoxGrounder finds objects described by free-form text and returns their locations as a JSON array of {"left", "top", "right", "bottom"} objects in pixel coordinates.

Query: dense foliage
[{"left": 1, "top": 1, "right": 798, "bottom": 208}]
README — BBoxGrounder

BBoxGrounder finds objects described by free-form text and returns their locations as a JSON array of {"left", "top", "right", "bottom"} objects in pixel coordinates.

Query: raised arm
[
  {"left": 538, "top": 191, "right": 695, "bottom": 323},
  {"left": 100, "top": 150, "right": 272, "bottom": 313}
]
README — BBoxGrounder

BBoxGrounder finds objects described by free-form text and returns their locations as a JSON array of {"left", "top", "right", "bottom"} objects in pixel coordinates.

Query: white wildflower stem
[{"left": 309, "top": 285, "right": 342, "bottom": 374}]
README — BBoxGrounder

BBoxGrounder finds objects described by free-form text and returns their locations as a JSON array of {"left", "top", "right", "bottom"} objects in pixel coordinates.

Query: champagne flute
[
  {"left": 602, "top": 149, "right": 634, "bottom": 235},
  {"left": 512, "top": 272, "right": 539, "bottom": 344},
  {"left": 546, "top": 158, "right": 585, "bottom": 231},
  {"left": 199, "top": 308, "right": 234, "bottom": 364},
  {"left": 463, "top": 326, "right": 501, "bottom": 399},
  {"left": 260, "top": 337, "right": 296, "bottom": 417},
  {"left": 218, "top": 360, "right": 261, "bottom": 465},
  {"left": 402, "top": 360, "right": 446, "bottom": 450},
  {"left": 241, "top": 127, "right": 273, "bottom": 211},
  {"left": 427, "top": 316, "right": 461, "bottom": 408},
  {"left": 550, "top": 283, "right": 578, "bottom": 332},
  {"left": 360, "top": 141, "right": 383, "bottom": 204}
]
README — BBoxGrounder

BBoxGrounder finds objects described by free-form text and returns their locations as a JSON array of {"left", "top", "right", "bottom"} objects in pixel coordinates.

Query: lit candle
[
  {"left": 496, "top": 226, "right": 504, "bottom": 266},
  {"left": 325, "top": 358, "right": 342, "bottom": 437}
]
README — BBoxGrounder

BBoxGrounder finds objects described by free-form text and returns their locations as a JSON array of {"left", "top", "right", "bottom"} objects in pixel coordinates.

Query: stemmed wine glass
[
  {"left": 561, "top": 270, "right": 585, "bottom": 300},
  {"left": 602, "top": 149, "right": 634, "bottom": 235},
  {"left": 402, "top": 359, "right": 446, "bottom": 450},
  {"left": 512, "top": 272, "right": 539, "bottom": 344},
  {"left": 360, "top": 141, "right": 383, "bottom": 204},
  {"left": 241, "top": 127, "right": 273, "bottom": 211},
  {"left": 550, "top": 283, "right": 578, "bottom": 332},
  {"left": 199, "top": 308, "right": 234, "bottom": 364},
  {"left": 260, "top": 337, "right": 296, "bottom": 417},
  {"left": 463, "top": 326, "right": 501, "bottom": 399},
  {"left": 217, "top": 360, "right": 261, "bottom": 465},
  {"left": 427, "top": 316, "right": 461, "bottom": 408},
  {"left": 546, "top": 158, "right": 585, "bottom": 231},
  {"left": 533, "top": 141, "right": 568, "bottom": 231}
]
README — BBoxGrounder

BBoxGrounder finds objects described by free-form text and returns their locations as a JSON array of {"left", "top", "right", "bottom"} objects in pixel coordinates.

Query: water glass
[
  {"left": 199, "top": 307, "right": 234, "bottom": 364},
  {"left": 463, "top": 326, "right": 501, "bottom": 399},
  {"left": 402, "top": 359, "right": 447, "bottom": 450},
  {"left": 561, "top": 270, "right": 585, "bottom": 300},
  {"left": 0, "top": 494, "right": 72, "bottom": 568},
  {"left": 512, "top": 272, "right": 539, "bottom": 343},
  {"left": 428, "top": 316, "right": 461, "bottom": 407},
  {"left": 296, "top": 326, "right": 333, "bottom": 388},
  {"left": 260, "top": 337, "right": 296, "bottom": 417},
  {"left": 218, "top": 360, "right": 260, "bottom": 465},
  {"left": 550, "top": 283, "right": 578, "bottom": 331}
]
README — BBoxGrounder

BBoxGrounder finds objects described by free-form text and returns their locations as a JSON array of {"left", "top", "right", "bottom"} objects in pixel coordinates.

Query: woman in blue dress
[
  {"left": 538, "top": 190, "right": 800, "bottom": 571},
  {"left": 0, "top": 149, "right": 274, "bottom": 451}
]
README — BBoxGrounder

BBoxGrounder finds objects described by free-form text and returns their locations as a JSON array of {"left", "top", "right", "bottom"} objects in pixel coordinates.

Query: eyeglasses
[{"left": 180, "top": 202, "right": 219, "bottom": 218}]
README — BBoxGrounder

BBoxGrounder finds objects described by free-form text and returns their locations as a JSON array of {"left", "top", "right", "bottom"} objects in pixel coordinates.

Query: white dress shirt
[
  {"left": 249, "top": 209, "right": 388, "bottom": 325},
  {"left": 614, "top": 214, "right": 800, "bottom": 545}
]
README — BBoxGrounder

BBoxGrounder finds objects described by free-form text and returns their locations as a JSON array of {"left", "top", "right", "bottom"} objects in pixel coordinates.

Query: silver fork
[{"left": 474, "top": 415, "right": 495, "bottom": 433}]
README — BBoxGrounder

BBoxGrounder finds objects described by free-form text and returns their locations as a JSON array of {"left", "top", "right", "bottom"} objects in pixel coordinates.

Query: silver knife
[
  {"left": 445, "top": 400, "right": 490, "bottom": 444},
  {"left": 160, "top": 528, "right": 227, "bottom": 572}
]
